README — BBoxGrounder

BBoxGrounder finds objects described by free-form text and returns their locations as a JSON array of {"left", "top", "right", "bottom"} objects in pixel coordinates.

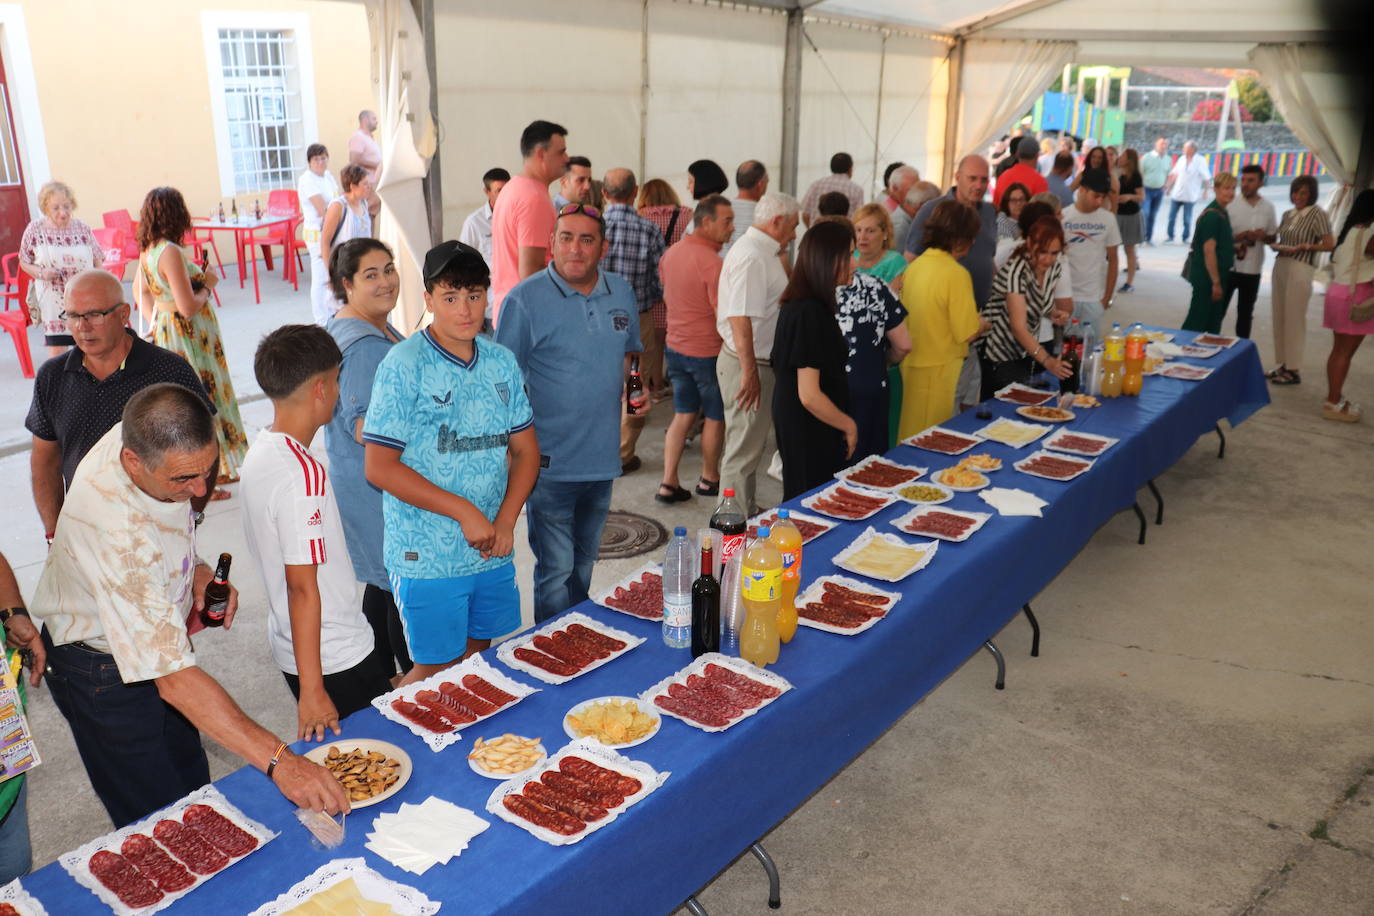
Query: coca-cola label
[{"left": 719, "top": 533, "right": 745, "bottom": 565}]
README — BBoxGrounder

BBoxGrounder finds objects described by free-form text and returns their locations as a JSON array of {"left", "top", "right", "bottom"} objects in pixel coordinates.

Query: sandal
[
  {"left": 1271, "top": 369, "right": 1301, "bottom": 385},
  {"left": 1322, "top": 399, "right": 1362, "bottom": 422},
  {"left": 695, "top": 478, "right": 720, "bottom": 497},
  {"left": 1265, "top": 367, "right": 1287, "bottom": 381},
  {"left": 655, "top": 484, "right": 692, "bottom": 504}
]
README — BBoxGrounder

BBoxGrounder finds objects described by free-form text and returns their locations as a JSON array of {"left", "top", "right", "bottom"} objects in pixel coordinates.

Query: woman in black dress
[{"left": 771, "top": 220, "right": 859, "bottom": 500}]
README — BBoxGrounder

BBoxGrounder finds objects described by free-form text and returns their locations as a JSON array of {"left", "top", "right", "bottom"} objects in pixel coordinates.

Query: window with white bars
[
  {"left": 0, "top": 86, "right": 22, "bottom": 187},
  {"left": 215, "top": 28, "right": 304, "bottom": 193}
]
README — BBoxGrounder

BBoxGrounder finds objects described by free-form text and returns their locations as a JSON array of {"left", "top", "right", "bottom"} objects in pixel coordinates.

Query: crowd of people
[{"left": 3, "top": 113, "right": 1372, "bottom": 883}]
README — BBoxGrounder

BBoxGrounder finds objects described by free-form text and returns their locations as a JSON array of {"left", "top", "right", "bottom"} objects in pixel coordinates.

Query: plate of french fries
[
  {"left": 563, "top": 696, "right": 661, "bottom": 749},
  {"left": 303, "top": 739, "right": 411, "bottom": 807},
  {"left": 466, "top": 733, "right": 547, "bottom": 779}
]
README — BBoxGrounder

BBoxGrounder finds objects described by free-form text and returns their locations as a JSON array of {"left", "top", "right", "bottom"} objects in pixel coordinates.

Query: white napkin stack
[
  {"left": 980, "top": 487, "right": 1050, "bottom": 517},
  {"left": 1147, "top": 341, "right": 1184, "bottom": 360},
  {"left": 365, "top": 797, "right": 490, "bottom": 875}
]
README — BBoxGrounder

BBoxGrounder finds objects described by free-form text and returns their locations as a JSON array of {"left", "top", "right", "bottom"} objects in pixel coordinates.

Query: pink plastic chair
[
  {"left": 93, "top": 227, "right": 131, "bottom": 281},
  {"left": 102, "top": 210, "right": 140, "bottom": 259},
  {"left": 0, "top": 253, "right": 34, "bottom": 378}
]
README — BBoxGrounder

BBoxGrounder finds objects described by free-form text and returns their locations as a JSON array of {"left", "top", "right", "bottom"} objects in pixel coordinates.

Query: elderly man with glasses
[{"left": 25, "top": 269, "right": 214, "bottom": 544}]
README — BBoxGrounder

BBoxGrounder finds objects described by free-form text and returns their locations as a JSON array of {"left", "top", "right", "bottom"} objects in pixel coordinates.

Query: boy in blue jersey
[{"left": 362, "top": 241, "right": 540, "bottom": 686}]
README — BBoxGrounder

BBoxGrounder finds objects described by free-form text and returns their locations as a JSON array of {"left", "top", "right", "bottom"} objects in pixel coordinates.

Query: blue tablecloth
[{"left": 25, "top": 331, "right": 1268, "bottom": 915}]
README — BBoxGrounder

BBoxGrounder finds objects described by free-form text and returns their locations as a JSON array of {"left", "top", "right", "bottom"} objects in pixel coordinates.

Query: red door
[{"left": 0, "top": 51, "right": 29, "bottom": 256}]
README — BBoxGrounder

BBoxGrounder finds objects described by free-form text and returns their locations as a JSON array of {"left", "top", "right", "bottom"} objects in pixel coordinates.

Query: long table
[{"left": 25, "top": 330, "right": 1269, "bottom": 915}]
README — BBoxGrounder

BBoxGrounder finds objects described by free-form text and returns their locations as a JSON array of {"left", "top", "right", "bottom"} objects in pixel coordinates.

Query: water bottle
[{"left": 662, "top": 526, "right": 693, "bottom": 648}]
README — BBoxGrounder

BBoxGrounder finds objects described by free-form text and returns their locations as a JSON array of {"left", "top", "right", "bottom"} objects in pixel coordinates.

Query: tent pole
[
  {"left": 940, "top": 35, "right": 964, "bottom": 188},
  {"left": 871, "top": 30, "right": 887, "bottom": 197},
  {"left": 410, "top": 0, "right": 441, "bottom": 244},
  {"left": 639, "top": 0, "right": 649, "bottom": 181},
  {"left": 781, "top": 6, "right": 803, "bottom": 197}
]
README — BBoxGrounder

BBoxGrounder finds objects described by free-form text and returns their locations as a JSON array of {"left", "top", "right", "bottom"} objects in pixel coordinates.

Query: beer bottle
[
  {"left": 626, "top": 354, "right": 647, "bottom": 416},
  {"left": 201, "top": 553, "right": 232, "bottom": 628}
]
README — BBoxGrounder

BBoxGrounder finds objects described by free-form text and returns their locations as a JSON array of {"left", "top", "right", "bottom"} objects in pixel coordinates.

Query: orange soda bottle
[
  {"left": 1100, "top": 323, "right": 1125, "bottom": 397},
  {"left": 769, "top": 510, "right": 801, "bottom": 643},
  {"left": 1122, "top": 323, "right": 1147, "bottom": 396},
  {"left": 739, "top": 526, "right": 782, "bottom": 667}
]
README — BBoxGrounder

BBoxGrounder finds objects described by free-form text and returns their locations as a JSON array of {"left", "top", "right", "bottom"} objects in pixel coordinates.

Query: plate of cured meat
[
  {"left": 592, "top": 562, "right": 663, "bottom": 621},
  {"left": 487, "top": 739, "right": 669, "bottom": 846},
  {"left": 1160, "top": 363, "right": 1214, "bottom": 381},
  {"left": 993, "top": 382, "right": 1057, "bottom": 406},
  {"left": 496, "top": 612, "right": 644, "bottom": 684},
  {"left": 834, "top": 456, "right": 927, "bottom": 492},
  {"left": 1191, "top": 332, "right": 1239, "bottom": 348},
  {"left": 1014, "top": 449, "right": 1095, "bottom": 482},
  {"left": 0, "top": 880, "right": 45, "bottom": 916},
  {"left": 903, "top": 425, "right": 982, "bottom": 455},
  {"left": 800, "top": 482, "right": 899, "bottom": 520},
  {"left": 794, "top": 575, "right": 900, "bottom": 635},
  {"left": 61, "top": 786, "right": 275, "bottom": 916},
  {"left": 891, "top": 505, "right": 991, "bottom": 543},
  {"left": 1177, "top": 343, "right": 1221, "bottom": 359},
  {"left": 1043, "top": 428, "right": 1118, "bottom": 457},
  {"left": 749, "top": 508, "right": 836, "bottom": 544},
  {"left": 641, "top": 654, "right": 792, "bottom": 732},
  {"left": 372, "top": 655, "right": 538, "bottom": 752}
]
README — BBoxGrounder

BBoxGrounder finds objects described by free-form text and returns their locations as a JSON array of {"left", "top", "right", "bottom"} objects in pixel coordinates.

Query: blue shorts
[
  {"left": 665, "top": 348, "right": 725, "bottom": 421},
  {"left": 388, "top": 564, "right": 520, "bottom": 664}
]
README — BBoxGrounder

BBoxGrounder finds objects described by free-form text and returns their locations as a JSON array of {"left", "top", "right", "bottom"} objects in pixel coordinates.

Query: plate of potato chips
[
  {"left": 466, "top": 733, "right": 547, "bottom": 779},
  {"left": 304, "top": 739, "right": 411, "bottom": 807},
  {"left": 563, "top": 696, "right": 661, "bottom": 748}
]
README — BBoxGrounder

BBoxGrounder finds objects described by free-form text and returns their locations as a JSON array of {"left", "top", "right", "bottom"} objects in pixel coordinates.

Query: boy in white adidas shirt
[{"left": 241, "top": 325, "right": 390, "bottom": 742}]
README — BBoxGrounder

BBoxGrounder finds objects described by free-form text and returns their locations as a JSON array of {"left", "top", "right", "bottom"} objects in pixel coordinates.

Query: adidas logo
[{"left": 306, "top": 509, "right": 323, "bottom": 527}]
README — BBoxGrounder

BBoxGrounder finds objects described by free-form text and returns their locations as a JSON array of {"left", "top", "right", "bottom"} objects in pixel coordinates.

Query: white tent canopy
[{"left": 358, "top": 0, "right": 1362, "bottom": 331}]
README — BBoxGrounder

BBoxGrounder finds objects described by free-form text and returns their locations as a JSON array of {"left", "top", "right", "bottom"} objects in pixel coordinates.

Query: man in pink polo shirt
[
  {"left": 654, "top": 195, "right": 734, "bottom": 503},
  {"left": 490, "top": 120, "right": 570, "bottom": 326}
]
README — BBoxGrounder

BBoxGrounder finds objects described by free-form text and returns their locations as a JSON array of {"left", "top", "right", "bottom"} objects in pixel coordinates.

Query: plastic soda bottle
[
  {"left": 769, "top": 510, "right": 801, "bottom": 644},
  {"left": 1100, "top": 322, "right": 1125, "bottom": 398},
  {"left": 709, "top": 488, "right": 747, "bottom": 580},
  {"left": 662, "top": 527, "right": 693, "bottom": 648},
  {"left": 1122, "top": 323, "right": 1147, "bottom": 396},
  {"left": 738, "top": 526, "right": 781, "bottom": 667}
]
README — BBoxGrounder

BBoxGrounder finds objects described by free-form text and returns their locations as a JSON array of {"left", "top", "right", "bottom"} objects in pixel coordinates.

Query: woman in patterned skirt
[
  {"left": 136, "top": 187, "right": 247, "bottom": 496},
  {"left": 19, "top": 181, "right": 104, "bottom": 357},
  {"left": 1268, "top": 175, "right": 1335, "bottom": 385}
]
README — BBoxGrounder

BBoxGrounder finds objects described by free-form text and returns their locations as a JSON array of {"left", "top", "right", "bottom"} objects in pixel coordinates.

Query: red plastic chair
[
  {"left": 251, "top": 190, "right": 303, "bottom": 289},
  {"left": 93, "top": 227, "right": 131, "bottom": 281},
  {"left": 102, "top": 210, "right": 140, "bottom": 259},
  {"left": 0, "top": 253, "right": 34, "bottom": 378}
]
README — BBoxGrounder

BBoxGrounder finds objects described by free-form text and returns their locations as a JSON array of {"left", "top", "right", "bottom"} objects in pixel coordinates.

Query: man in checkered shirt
[
  {"left": 602, "top": 167, "right": 667, "bottom": 473},
  {"left": 800, "top": 151, "right": 866, "bottom": 226}
]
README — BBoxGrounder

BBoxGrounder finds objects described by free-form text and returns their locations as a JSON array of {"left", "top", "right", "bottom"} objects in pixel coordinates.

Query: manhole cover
[{"left": 599, "top": 511, "right": 668, "bottom": 560}]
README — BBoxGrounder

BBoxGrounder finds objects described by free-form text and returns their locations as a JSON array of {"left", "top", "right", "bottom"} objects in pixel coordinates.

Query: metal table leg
[
  {"left": 983, "top": 639, "right": 1005, "bottom": 690},
  {"left": 1022, "top": 603, "right": 1040, "bottom": 657},
  {"left": 1132, "top": 502, "right": 1147, "bottom": 545},
  {"left": 684, "top": 896, "right": 709, "bottom": 916},
  {"left": 1147, "top": 479, "right": 1164, "bottom": 524},
  {"left": 1215, "top": 422, "right": 1226, "bottom": 459},
  {"left": 751, "top": 842, "right": 782, "bottom": 909}
]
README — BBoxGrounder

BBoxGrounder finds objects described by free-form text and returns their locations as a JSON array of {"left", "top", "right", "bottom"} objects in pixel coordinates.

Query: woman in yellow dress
[
  {"left": 136, "top": 187, "right": 247, "bottom": 495},
  {"left": 897, "top": 200, "right": 987, "bottom": 437}
]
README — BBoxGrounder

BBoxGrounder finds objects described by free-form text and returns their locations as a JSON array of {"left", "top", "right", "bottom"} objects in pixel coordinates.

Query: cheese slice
[
  {"left": 846, "top": 540, "right": 925, "bottom": 579},
  {"left": 280, "top": 877, "right": 399, "bottom": 916}
]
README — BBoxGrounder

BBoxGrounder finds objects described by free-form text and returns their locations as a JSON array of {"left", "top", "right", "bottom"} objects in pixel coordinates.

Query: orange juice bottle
[
  {"left": 739, "top": 526, "right": 782, "bottom": 667},
  {"left": 1122, "top": 323, "right": 1147, "bottom": 396},
  {"left": 769, "top": 510, "right": 802, "bottom": 643}
]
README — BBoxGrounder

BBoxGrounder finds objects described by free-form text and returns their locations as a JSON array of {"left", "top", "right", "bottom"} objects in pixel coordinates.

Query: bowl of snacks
[
  {"left": 304, "top": 740, "right": 410, "bottom": 807},
  {"left": 932, "top": 466, "right": 990, "bottom": 492},
  {"left": 466, "top": 734, "right": 546, "bottom": 779},
  {"left": 564, "top": 696, "right": 661, "bottom": 748},
  {"left": 896, "top": 482, "right": 954, "bottom": 505}
]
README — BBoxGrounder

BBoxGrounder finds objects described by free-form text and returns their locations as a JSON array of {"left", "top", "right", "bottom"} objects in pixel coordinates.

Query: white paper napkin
[
  {"left": 979, "top": 487, "right": 1049, "bottom": 517},
  {"left": 365, "top": 797, "right": 490, "bottom": 875},
  {"left": 1147, "top": 341, "right": 1184, "bottom": 359}
]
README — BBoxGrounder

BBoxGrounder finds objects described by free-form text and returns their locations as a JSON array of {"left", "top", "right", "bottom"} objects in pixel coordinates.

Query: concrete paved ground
[{"left": 0, "top": 209, "right": 1370, "bottom": 914}]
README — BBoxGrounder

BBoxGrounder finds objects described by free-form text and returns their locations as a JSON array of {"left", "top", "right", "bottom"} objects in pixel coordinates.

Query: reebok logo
[{"left": 306, "top": 509, "right": 323, "bottom": 527}]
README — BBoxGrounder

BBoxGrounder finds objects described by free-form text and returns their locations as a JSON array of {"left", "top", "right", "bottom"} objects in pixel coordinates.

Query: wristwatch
[{"left": 0, "top": 607, "right": 30, "bottom": 624}]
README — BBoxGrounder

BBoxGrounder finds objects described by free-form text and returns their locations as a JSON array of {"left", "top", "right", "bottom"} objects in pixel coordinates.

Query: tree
[{"left": 1236, "top": 76, "right": 1278, "bottom": 123}]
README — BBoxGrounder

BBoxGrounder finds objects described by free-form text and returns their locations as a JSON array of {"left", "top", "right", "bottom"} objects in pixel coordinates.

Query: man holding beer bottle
[{"left": 32, "top": 383, "right": 348, "bottom": 828}]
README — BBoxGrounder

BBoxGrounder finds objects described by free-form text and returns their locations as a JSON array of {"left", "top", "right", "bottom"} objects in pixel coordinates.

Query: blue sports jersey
[{"left": 362, "top": 331, "right": 533, "bottom": 578}]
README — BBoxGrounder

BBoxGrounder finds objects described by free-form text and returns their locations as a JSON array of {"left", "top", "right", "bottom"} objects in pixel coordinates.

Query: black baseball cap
[
  {"left": 1079, "top": 168, "right": 1111, "bottom": 194},
  {"left": 423, "top": 240, "right": 486, "bottom": 282}
]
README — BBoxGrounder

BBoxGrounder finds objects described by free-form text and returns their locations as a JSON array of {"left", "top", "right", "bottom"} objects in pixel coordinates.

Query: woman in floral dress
[
  {"left": 19, "top": 181, "right": 104, "bottom": 356},
  {"left": 136, "top": 187, "right": 247, "bottom": 494}
]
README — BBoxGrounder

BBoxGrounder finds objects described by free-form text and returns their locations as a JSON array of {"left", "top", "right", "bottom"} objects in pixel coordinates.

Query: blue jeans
[
  {"left": 1167, "top": 199, "right": 1195, "bottom": 242},
  {"left": 526, "top": 478, "right": 613, "bottom": 623},
  {"left": 42, "top": 628, "right": 210, "bottom": 828},
  {"left": 0, "top": 781, "right": 31, "bottom": 884},
  {"left": 1142, "top": 187, "right": 1164, "bottom": 241}
]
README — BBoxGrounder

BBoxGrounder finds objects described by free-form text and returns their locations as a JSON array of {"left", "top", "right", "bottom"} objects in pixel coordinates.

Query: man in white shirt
[
  {"left": 1224, "top": 164, "right": 1279, "bottom": 338},
  {"left": 1061, "top": 168, "right": 1121, "bottom": 340},
  {"left": 884, "top": 166, "right": 918, "bottom": 250},
  {"left": 458, "top": 168, "right": 510, "bottom": 267},
  {"left": 715, "top": 192, "right": 798, "bottom": 512},
  {"left": 298, "top": 143, "right": 342, "bottom": 326},
  {"left": 1163, "top": 141, "right": 1213, "bottom": 244},
  {"left": 723, "top": 159, "right": 768, "bottom": 254},
  {"left": 348, "top": 109, "right": 382, "bottom": 218},
  {"left": 799, "top": 153, "right": 865, "bottom": 226},
  {"left": 33, "top": 384, "right": 347, "bottom": 827}
]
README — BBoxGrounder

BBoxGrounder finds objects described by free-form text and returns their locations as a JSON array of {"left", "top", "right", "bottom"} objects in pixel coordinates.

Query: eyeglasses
[
  {"left": 60, "top": 304, "right": 125, "bottom": 326},
  {"left": 557, "top": 203, "right": 602, "bottom": 219}
]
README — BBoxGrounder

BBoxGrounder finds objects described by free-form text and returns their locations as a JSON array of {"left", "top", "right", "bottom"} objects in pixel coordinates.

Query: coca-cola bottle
[
  {"left": 709, "top": 489, "right": 747, "bottom": 580},
  {"left": 626, "top": 355, "right": 647, "bottom": 416}
]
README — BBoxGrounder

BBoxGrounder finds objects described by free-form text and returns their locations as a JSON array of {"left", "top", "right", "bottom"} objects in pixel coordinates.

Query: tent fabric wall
[{"left": 955, "top": 39, "right": 1076, "bottom": 164}]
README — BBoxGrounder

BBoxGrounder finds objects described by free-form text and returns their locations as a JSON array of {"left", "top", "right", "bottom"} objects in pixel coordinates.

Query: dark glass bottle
[
  {"left": 690, "top": 537, "right": 720, "bottom": 658},
  {"left": 626, "top": 354, "right": 647, "bottom": 415},
  {"left": 201, "top": 553, "right": 232, "bottom": 628}
]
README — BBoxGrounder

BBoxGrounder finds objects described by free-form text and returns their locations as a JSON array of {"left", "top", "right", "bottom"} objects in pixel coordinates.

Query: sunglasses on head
[{"left": 557, "top": 203, "right": 602, "bottom": 219}]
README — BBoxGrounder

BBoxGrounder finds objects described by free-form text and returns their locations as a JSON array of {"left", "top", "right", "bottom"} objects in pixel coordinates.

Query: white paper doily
[
  {"left": 246, "top": 857, "right": 439, "bottom": 915},
  {"left": 639, "top": 653, "right": 793, "bottom": 732},
  {"left": 0, "top": 878, "right": 48, "bottom": 915}
]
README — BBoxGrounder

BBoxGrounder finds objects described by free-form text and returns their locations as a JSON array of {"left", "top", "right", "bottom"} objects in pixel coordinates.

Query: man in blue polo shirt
[
  {"left": 363, "top": 241, "right": 539, "bottom": 684},
  {"left": 496, "top": 204, "right": 641, "bottom": 622}
]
